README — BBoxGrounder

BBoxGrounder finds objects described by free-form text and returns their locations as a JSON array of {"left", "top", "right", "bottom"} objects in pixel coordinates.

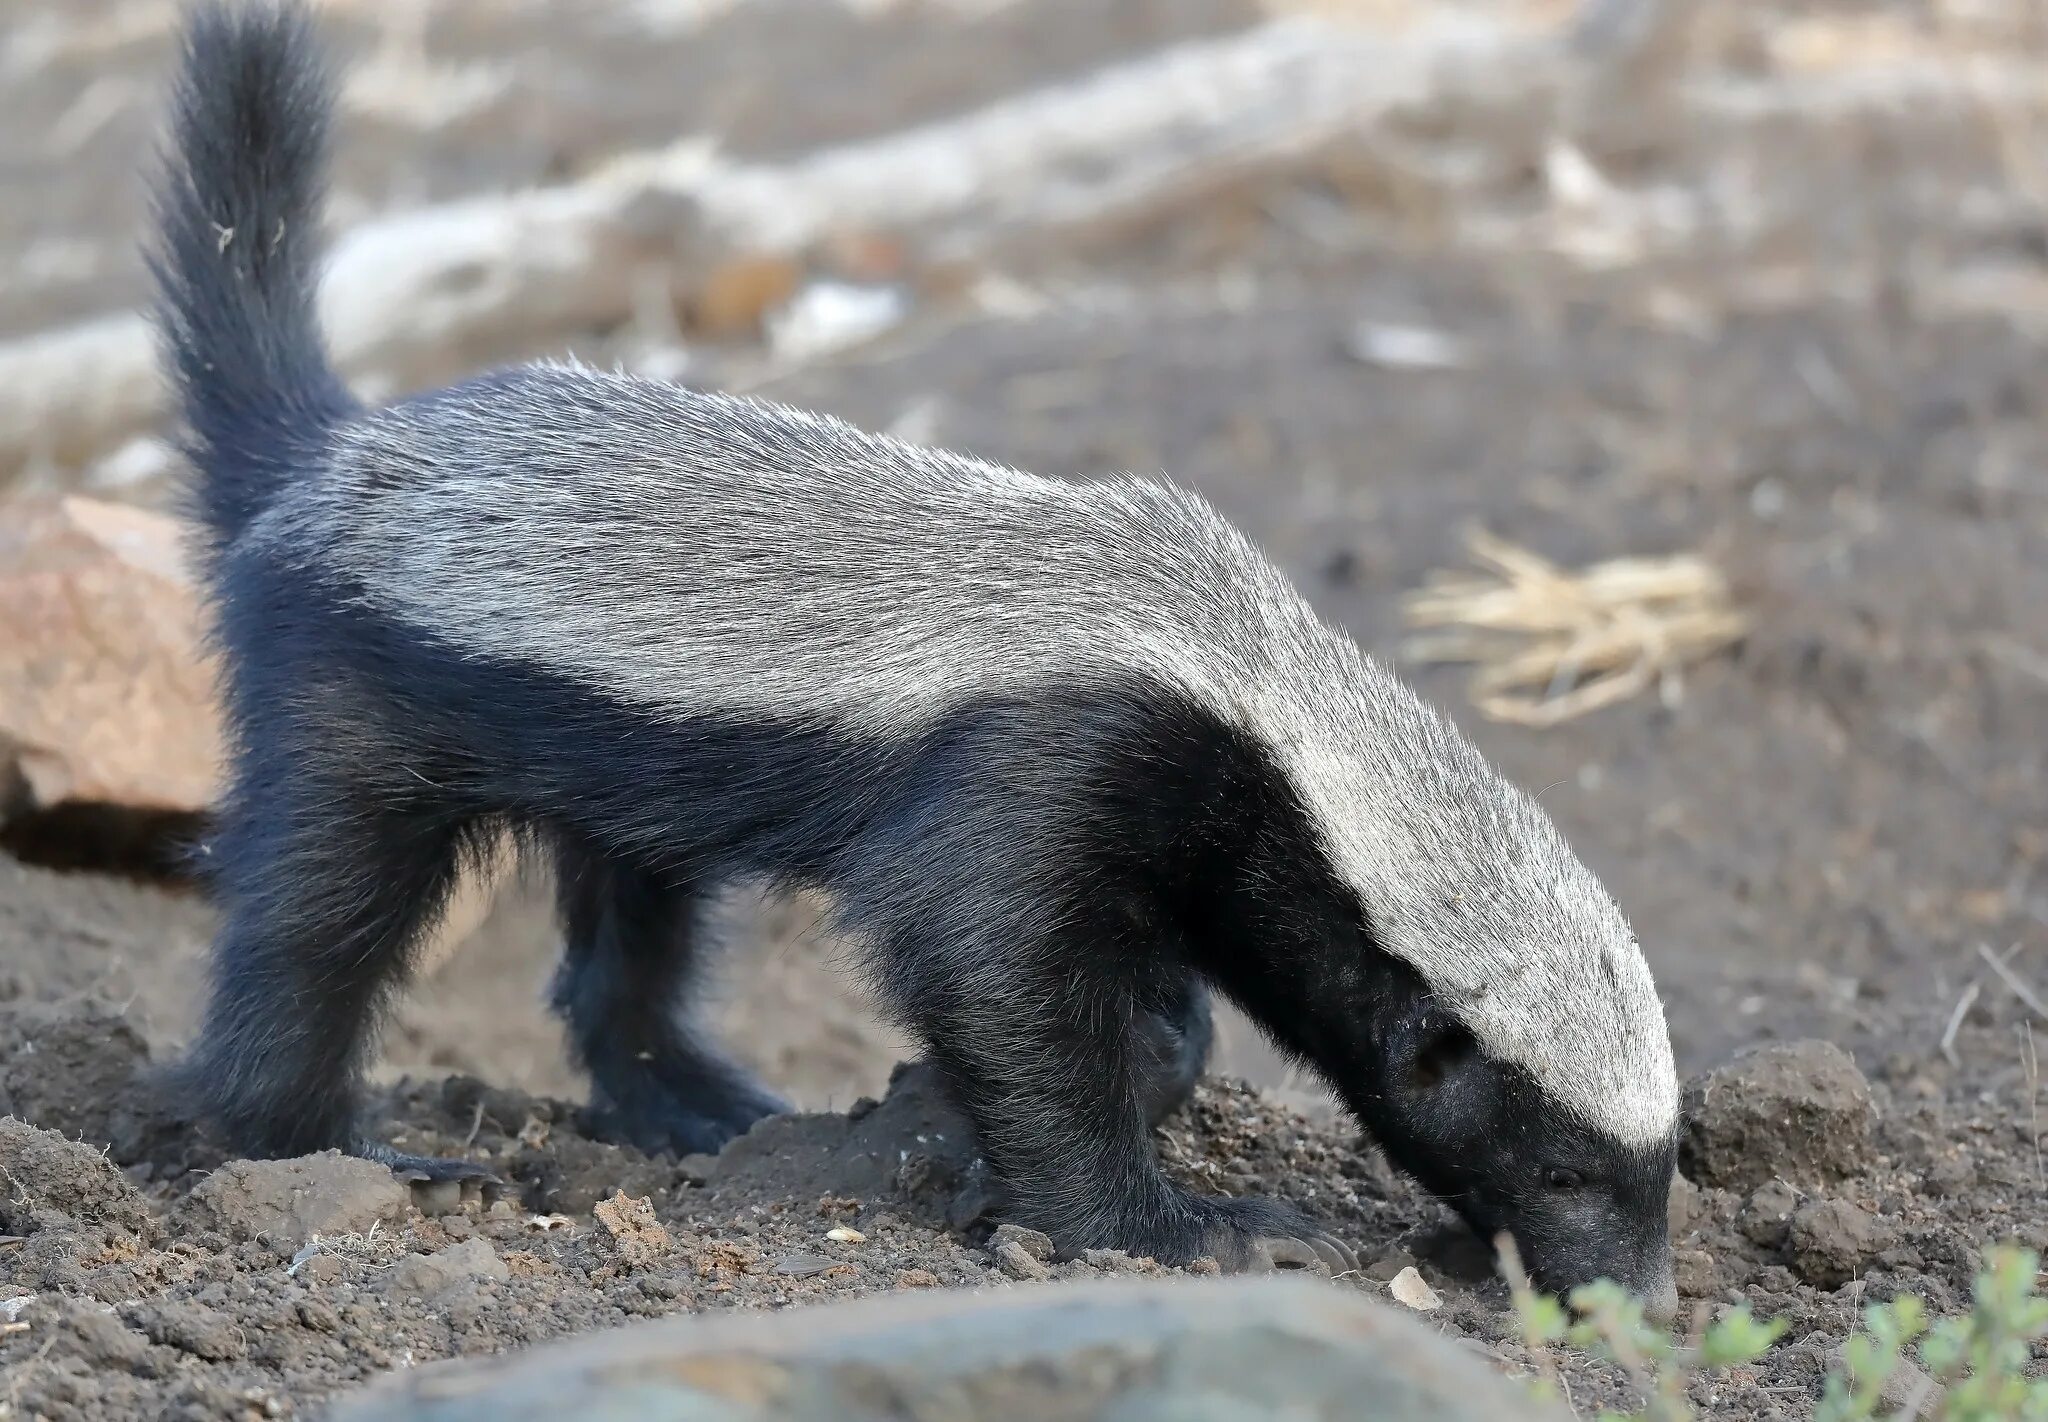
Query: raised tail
[{"left": 146, "top": 1, "right": 354, "bottom": 548}]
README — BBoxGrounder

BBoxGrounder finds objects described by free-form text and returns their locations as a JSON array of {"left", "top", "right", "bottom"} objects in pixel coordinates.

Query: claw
[
  {"left": 358, "top": 1141, "right": 504, "bottom": 1192},
  {"left": 1309, "top": 1233, "right": 1358, "bottom": 1275},
  {"left": 1254, "top": 1235, "right": 1334, "bottom": 1275}
]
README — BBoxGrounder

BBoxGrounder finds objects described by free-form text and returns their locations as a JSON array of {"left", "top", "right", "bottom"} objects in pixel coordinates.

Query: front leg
[
  {"left": 879, "top": 911, "right": 1352, "bottom": 1275},
  {"left": 1132, "top": 971, "right": 1214, "bottom": 1128}
]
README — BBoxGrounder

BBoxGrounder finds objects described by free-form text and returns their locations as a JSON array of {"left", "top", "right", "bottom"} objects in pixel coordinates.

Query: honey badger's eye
[{"left": 1544, "top": 1168, "right": 1586, "bottom": 1191}]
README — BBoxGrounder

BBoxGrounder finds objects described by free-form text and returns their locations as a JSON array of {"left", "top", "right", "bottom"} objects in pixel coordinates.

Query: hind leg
[
  {"left": 188, "top": 769, "right": 491, "bottom": 1181},
  {"left": 549, "top": 839, "right": 789, "bottom": 1156}
]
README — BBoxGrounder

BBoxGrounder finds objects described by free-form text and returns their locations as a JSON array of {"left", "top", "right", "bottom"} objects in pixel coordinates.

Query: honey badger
[{"left": 152, "top": 1, "right": 1681, "bottom": 1306}]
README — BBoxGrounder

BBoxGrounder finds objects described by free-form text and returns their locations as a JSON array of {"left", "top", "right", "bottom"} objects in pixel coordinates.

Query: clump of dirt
[
  {"left": 0, "top": 994, "right": 2040, "bottom": 1420},
  {"left": 172, "top": 1155, "right": 410, "bottom": 1261},
  {"left": 0, "top": 1116, "right": 154, "bottom": 1240},
  {"left": 0, "top": 1003, "right": 191, "bottom": 1168},
  {"left": 1681, "top": 1040, "right": 1877, "bottom": 1191}
]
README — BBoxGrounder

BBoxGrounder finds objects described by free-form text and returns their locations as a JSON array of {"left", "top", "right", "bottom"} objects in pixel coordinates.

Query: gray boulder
[{"left": 333, "top": 1275, "right": 1557, "bottom": 1421}]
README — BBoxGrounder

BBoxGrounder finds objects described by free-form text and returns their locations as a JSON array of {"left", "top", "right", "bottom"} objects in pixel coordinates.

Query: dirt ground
[{"left": 2, "top": 0, "right": 2047, "bottom": 1418}]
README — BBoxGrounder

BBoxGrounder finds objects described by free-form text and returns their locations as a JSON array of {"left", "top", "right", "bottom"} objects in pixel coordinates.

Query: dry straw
[{"left": 1402, "top": 528, "right": 1746, "bottom": 727}]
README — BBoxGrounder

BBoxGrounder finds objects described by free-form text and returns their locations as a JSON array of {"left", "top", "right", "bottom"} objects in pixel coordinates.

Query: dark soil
[{"left": 0, "top": 996, "right": 2042, "bottom": 1420}]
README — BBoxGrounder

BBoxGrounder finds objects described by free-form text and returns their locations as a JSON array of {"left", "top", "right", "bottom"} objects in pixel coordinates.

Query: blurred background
[{"left": 1, "top": 0, "right": 2045, "bottom": 1121}]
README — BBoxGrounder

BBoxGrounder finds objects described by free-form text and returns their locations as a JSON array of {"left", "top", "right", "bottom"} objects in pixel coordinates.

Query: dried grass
[{"left": 1402, "top": 528, "right": 1746, "bottom": 727}]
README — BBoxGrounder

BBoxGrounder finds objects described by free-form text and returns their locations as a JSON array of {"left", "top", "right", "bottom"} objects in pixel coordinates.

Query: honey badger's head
[
  {"left": 1345, "top": 959, "right": 1680, "bottom": 1313},
  {"left": 1299, "top": 854, "right": 1680, "bottom": 1315},
  {"left": 1231, "top": 643, "right": 1682, "bottom": 1315}
]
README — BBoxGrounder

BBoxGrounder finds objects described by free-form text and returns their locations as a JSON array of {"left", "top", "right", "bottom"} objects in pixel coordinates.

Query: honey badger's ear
[{"left": 1406, "top": 1017, "right": 1478, "bottom": 1094}]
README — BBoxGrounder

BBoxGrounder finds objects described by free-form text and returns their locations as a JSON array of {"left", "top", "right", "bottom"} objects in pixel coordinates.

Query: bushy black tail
[{"left": 146, "top": 1, "right": 353, "bottom": 548}]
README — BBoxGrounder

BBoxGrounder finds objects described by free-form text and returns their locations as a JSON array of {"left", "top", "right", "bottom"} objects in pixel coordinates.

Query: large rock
[
  {"left": 1680, "top": 1040, "right": 1875, "bottom": 1192},
  {"left": 333, "top": 1275, "right": 1556, "bottom": 1422},
  {"left": 0, "top": 497, "right": 218, "bottom": 829},
  {"left": 0, "top": 493, "right": 510, "bottom": 948}
]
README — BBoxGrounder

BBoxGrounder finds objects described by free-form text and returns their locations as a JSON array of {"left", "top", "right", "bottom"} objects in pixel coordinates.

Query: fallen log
[{"left": 0, "top": 4, "right": 1662, "bottom": 487}]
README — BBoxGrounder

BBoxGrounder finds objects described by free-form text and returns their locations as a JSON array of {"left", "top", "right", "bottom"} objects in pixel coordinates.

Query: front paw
[
  {"left": 579, "top": 1092, "right": 752, "bottom": 1158},
  {"left": 1188, "top": 1195, "right": 1358, "bottom": 1277},
  {"left": 351, "top": 1140, "right": 505, "bottom": 1191}
]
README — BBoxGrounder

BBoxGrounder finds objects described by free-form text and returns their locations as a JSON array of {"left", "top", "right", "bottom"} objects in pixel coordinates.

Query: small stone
[
  {"left": 1788, "top": 1198, "right": 1891, "bottom": 1290},
  {"left": 0, "top": 497, "right": 221, "bottom": 832},
  {"left": 894, "top": 1268, "right": 940, "bottom": 1289},
  {"left": 1186, "top": 1256, "right": 1222, "bottom": 1276},
  {"left": 331, "top": 1276, "right": 1551, "bottom": 1422},
  {"left": 1081, "top": 1249, "right": 1146, "bottom": 1274},
  {"left": 1388, "top": 1267, "right": 1442, "bottom": 1312},
  {"left": 301, "top": 1253, "right": 344, "bottom": 1286},
  {"left": 296, "top": 1300, "right": 340, "bottom": 1333},
  {"left": 1926, "top": 1154, "right": 1976, "bottom": 1192},
  {"left": 988, "top": 1224, "right": 1054, "bottom": 1263},
  {"left": 386, "top": 1239, "right": 509, "bottom": 1299},
  {"left": 675, "top": 1154, "right": 718, "bottom": 1186},
  {"left": 1681, "top": 1041, "right": 1875, "bottom": 1191},
  {"left": 592, "top": 1192, "right": 672, "bottom": 1270},
  {"left": 1738, "top": 1180, "right": 1801, "bottom": 1249},
  {"left": 1827, "top": 1344, "right": 1943, "bottom": 1414},
  {"left": 993, "top": 1240, "right": 1050, "bottom": 1281},
  {"left": 1671, "top": 1248, "right": 1719, "bottom": 1297}
]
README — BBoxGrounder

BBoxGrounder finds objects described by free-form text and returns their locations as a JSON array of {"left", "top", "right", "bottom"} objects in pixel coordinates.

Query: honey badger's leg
[
  {"left": 873, "top": 902, "right": 1346, "bottom": 1274},
  {"left": 187, "top": 764, "right": 489, "bottom": 1180},
  {"left": 1131, "top": 972, "right": 1213, "bottom": 1127},
  {"left": 549, "top": 839, "right": 789, "bottom": 1155}
]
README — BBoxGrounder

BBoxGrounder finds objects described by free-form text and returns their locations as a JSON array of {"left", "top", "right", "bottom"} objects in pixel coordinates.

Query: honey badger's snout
[{"left": 1498, "top": 1170, "right": 1680, "bottom": 1323}]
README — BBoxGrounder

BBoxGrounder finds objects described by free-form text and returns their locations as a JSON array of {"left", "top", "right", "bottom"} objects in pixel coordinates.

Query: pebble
[
  {"left": 1671, "top": 1248, "right": 1719, "bottom": 1298},
  {"left": 993, "top": 1240, "right": 1050, "bottom": 1281},
  {"left": 1788, "top": 1198, "right": 1892, "bottom": 1289},
  {"left": 989, "top": 1225, "right": 1054, "bottom": 1263},
  {"left": 1738, "top": 1180, "right": 1801, "bottom": 1249},
  {"left": 386, "top": 1240, "right": 509, "bottom": 1299},
  {"left": 1826, "top": 1343, "right": 1943, "bottom": 1414},
  {"left": 1388, "top": 1267, "right": 1442, "bottom": 1312}
]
